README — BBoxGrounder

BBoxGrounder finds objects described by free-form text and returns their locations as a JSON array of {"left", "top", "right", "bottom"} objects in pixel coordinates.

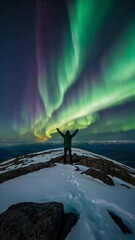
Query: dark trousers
[{"left": 64, "top": 148, "right": 72, "bottom": 163}]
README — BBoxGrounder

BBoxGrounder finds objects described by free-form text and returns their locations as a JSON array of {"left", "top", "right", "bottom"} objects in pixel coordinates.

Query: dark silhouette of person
[{"left": 56, "top": 128, "right": 79, "bottom": 164}]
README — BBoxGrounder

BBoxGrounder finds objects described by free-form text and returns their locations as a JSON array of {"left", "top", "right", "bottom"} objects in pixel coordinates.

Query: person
[{"left": 56, "top": 128, "right": 79, "bottom": 164}]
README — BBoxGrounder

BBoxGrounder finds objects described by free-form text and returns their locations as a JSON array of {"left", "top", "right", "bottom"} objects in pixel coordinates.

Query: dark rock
[
  {"left": 59, "top": 213, "right": 78, "bottom": 240},
  {"left": 120, "top": 184, "right": 131, "bottom": 189},
  {"left": 113, "top": 169, "right": 135, "bottom": 186},
  {"left": 51, "top": 153, "right": 79, "bottom": 165},
  {"left": 0, "top": 202, "right": 78, "bottom": 240},
  {"left": 83, "top": 168, "right": 115, "bottom": 186},
  {"left": 74, "top": 166, "right": 80, "bottom": 171},
  {"left": 108, "top": 211, "right": 132, "bottom": 234}
]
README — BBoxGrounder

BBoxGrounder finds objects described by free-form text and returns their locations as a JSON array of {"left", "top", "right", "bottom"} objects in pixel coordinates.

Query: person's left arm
[{"left": 71, "top": 129, "right": 79, "bottom": 138}]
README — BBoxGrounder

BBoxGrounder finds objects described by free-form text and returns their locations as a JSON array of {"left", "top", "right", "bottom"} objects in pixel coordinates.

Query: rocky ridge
[{"left": 0, "top": 151, "right": 135, "bottom": 187}]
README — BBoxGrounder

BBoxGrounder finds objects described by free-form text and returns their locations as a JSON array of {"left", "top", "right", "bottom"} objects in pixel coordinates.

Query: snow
[{"left": 0, "top": 149, "right": 135, "bottom": 240}]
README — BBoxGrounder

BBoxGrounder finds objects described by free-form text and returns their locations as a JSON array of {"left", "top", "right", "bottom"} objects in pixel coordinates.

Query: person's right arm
[{"left": 56, "top": 128, "right": 64, "bottom": 137}]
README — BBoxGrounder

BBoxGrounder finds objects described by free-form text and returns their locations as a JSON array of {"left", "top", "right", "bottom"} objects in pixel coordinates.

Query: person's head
[{"left": 66, "top": 130, "right": 70, "bottom": 134}]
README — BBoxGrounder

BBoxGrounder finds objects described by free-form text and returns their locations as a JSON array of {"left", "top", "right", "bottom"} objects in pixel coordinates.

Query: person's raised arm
[
  {"left": 56, "top": 128, "right": 64, "bottom": 137},
  {"left": 71, "top": 129, "right": 79, "bottom": 138}
]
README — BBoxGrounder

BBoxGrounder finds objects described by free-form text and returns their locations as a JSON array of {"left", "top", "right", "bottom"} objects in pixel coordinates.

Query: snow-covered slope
[{"left": 0, "top": 148, "right": 135, "bottom": 240}]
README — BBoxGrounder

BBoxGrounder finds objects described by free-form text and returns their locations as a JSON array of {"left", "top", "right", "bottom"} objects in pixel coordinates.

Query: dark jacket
[{"left": 57, "top": 129, "right": 78, "bottom": 148}]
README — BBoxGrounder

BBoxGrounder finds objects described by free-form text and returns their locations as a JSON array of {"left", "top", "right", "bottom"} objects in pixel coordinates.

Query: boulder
[
  {"left": 108, "top": 211, "right": 132, "bottom": 234},
  {"left": 0, "top": 202, "right": 78, "bottom": 240},
  {"left": 113, "top": 169, "right": 135, "bottom": 186},
  {"left": 83, "top": 168, "right": 114, "bottom": 186}
]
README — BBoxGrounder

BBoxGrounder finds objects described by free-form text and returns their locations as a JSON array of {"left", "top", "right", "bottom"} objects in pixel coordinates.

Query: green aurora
[{"left": 0, "top": 0, "right": 135, "bottom": 142}]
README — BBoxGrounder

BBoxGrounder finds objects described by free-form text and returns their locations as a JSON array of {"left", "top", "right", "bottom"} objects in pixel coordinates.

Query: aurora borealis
[{"left": 0, "top": 0, "right": 135, "bottom": 143}]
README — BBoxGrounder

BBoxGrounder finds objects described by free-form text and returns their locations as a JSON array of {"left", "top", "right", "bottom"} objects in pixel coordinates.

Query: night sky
[{"left": 0, "top": 0, "right": 135, "bottom": 143}]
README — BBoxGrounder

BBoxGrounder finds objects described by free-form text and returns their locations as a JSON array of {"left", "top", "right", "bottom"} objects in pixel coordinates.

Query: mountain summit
[{"left": 0, "top": 148, "right": 135, "bottom": 239}]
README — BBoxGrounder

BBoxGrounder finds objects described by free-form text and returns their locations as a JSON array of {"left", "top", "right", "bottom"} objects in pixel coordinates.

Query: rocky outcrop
[
  {"left": 108, "top": 211, "right": 132, "bottom": 234},
  {"left": 79, "top": 156, "right": 135, "bottom": 186},
  {"left": 0, "top": 202, "right": 78, "bottom": 240},
  {"left": 83, "top": 168, "right": 115, "bottom": 186},
  {"left": 111, "top": 168, "right": 135, "bottom": 186},
  {"left": 0, "top": 152, "right": 135, "bottom": 187},
  {"left": 0, "top": 161, "right": 55, "bottom": 184}
]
